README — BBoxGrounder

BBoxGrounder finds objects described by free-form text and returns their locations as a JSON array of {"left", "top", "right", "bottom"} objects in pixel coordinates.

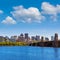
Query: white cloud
[
  {"left": 41, "top": 2, "right": 57, "bottom": 15},
  {"left": 41, "top": 2, "right": 60, "bottom": 21},
  {"left": 1, "top": 16, "right": 16, "bottom": 24},
  {"left": 56, "top": 5, "right": 60, "bottom": 13},
  {"left": 0, "top": 10, "right": 3, "bottom": 14},
  {"left": 11, "top": 5, "right": 45, "bottom": 23}
]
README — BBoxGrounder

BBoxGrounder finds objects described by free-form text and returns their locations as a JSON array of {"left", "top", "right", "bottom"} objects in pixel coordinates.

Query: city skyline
[
  {"left": 0, "top": 33, "right": 59, "bottom": 40},
  {"left": 0, "top": 0, "right": 60, "bottom": 39}
]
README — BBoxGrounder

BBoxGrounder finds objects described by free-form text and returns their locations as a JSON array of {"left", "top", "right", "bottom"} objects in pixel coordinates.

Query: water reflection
[
  {"left": 54, "top": 48, "right": 58, "bottom": 60},
  {"left": 40, "top": 47, "right": 59, "bottom": 60},
  {"left": 40, "top": 47, "right": 44, "bottom": 60},
  {"left": 54, "top": 48, "right": 58, "bottom": 57}
]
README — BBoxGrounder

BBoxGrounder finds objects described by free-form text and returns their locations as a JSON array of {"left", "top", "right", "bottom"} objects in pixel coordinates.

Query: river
[{"left": 0, "top": 46, "right": 60, "bottom": 60}]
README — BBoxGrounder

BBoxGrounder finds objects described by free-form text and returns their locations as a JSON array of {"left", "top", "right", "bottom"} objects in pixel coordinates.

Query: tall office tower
[
  {"left": 31, "top": 36, "right": 36, "bottom": 40},
  {"left": 45, "top": 37, "right": 49, "bottom": 41},
  {"left": 54, "top": 33, "right": 58, "bottom": 47},
  {"left": 5, "top": 36, "right": 10, "bottom": 42},
  {"left": 35, "top": 35, "right": 40, "bottom": 41},
  {"left": 25, "top": 33, "right": 29, "bottom": 42},
  {"left": 10, "top": 36, "right": 17, "bottom": 42},
  {"left": 51, "top": 36, "right": 54, "bottom": 41},
  {"left": 25, "top": 33, "right": 28, "bottom": 39},
  {"left": 17, "top": 33, "right": 25, "bottom": 42},
  {"left": 20, "top": 33, "right": 24, "bottom": 37},
  {"left": 20, "top": 33, "right": 25, "bottom": 42},
  {"left": 0, "top": 36, "right": 5, "bottom": 42},
  {"left": 41, "top": 36, "right": 44, "bottom": 46},
  {"left": 54, "top": 33, "right": 58, "bottom": 41},
  {"left": 41, "top": 36, "right": 44, "bottom": 42}
]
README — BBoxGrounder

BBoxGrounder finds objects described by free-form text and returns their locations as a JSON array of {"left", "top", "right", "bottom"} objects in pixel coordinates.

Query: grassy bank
[{"left": 0, "top": 42, "right": 28, "bottom": 46}]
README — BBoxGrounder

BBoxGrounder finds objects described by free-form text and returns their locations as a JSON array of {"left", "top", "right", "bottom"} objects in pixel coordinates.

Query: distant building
[
  {"left": 4, "top": 36, "right": 10, "bottom": 42},
  {"left": 20, "top": 33, "right": 24, "bottom": 37},
  {"left": 35, "top": 35, "right": 40, "bottom": 40},
  {"left": 45, "top": 37, "right": 49, "bottom": 41},
  {"left": 41, "top": 36, "right": 44, "bottom": 46},
  {"left": 31, "top": 36, "right": 36, "bottom": 40},
  {"left": 51, "top": 36, "right": 54, "bottom": 41},
  {"left": 25, "top": 33, "right": 28, "bottom": 39},
  {"left": 17, "top": 33, "right": 25, "bottom": 42},
  {"left": 0, "top": 36, "right": 5, "bottom": 42},
  {"left": 53, "top": 33, "right": 58, "bottom": 47},
  {"left": 10, "top": 36, "right": 17, "bottom": 42},
  {"left": 41, "top": 36, "right": 44, "bottom": 42},
  {"left": 25, "top": 33, "right": 29, "bottom": 41},
  {"left": 54, "top": 33, "right": 58, "bottom": 41}
]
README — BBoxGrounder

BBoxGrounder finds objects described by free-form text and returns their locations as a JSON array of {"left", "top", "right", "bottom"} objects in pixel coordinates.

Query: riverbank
[
  {"left": 29, "top": 40, "right": 60, "bottom": 47},
  {"left": 0, "top": 42, "right": 28, "bottom": 46}
]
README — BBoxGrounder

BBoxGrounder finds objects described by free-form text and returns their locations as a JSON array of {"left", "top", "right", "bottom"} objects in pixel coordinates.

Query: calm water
[{"left": 0, "top": 46, "right": 60, "bottom": 60}]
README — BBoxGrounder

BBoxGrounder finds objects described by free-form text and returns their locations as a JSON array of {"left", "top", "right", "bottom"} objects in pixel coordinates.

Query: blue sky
[{"left": 0, "top": 0, "right": 60, "bottom": 39}]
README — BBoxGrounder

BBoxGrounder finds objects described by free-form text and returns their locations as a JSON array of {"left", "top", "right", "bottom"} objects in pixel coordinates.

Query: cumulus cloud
[
  {"left": 0, "top": 10, "right": 3, "bottom": 14},
  {"left": 41, "top": 2, "right": 60, "bottom": 21},
  {"left": 41, "top": 2, "right": 57, "bottom": 15},
  {"left": 2, "top": 2, "right": 60, "bottom": 24},
  {"left": 56, "top": 5, "right": 60, "bottom": 13},
  {"left": 11, "top": 5, "right": 45, "bottom": 23},
  {"left": 1, "top": 16, "right": 16, "bottom": 24}
]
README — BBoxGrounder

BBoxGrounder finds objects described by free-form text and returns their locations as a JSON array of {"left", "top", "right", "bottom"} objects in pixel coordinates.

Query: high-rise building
[
  {"left": 53, "top": 33, "right": 58, "bottom": 47},
  {"left": 24, "top": 33, "right": 31, "bottom": 42},
  {"left": 17, "top": 33, "right": 25, "bottom": 42},
  {"left": 45, "top": 37, "right": 49, "bottom": 41},
  {"left": 20, "top": 33, "right": 24, "bottom": 37},
  {"left": 51, "top": 36, "right": 54, "bottom": 41},
  {"left": 35, "top": 35, "right": 40, "bottom": 40},
  {"left": 0, "top": 36, "right": 5, "bottom": 42},
  {"left": 10, "top": 36, "right": 17, "bottom": 42},
  {"left": 54, "top": 33, "right": 58, "bottom": 41},
  {"left": 31, "top": 36, "right": 35, "bottom": 40},
  {"left": 41, "top": 36, "right": 44, "bottom": 42},
  {"left": 25, "top": 33, "right": 28, "bottom": 39},
  {"left": 41, "top": 36, "right": 44, "bottom": 46},
  {"left": 5, "top": 36, "right": 10, "bottom": 42}
]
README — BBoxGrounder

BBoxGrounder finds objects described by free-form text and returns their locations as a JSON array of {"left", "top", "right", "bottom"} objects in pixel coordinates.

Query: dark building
[
  {"left": 54, "top": 33, "right": 58, "bottom": 41},
  {"left": 25, "top": 33, "right": 29, "bottom": 41},
  {"left": 16, "top": 33, "right": 25, "bottom": 42},
  {"left": 25, "top": 33, "right": 28, "bottom": 39},
  {"left": 53, "top": 33, "right": 58, "bottom": 47},
  {"left": 40, "top": 36, "right": 44, "bottom": 46},
  {"left": 20, "top": 33, "right": 25, "bottom": 42},
  {"left": 0, "top": 36, "right": 5, "bottom": 42},
  {"left": 35, "top": 35, "right": 40, "bottom": 40},
  {"left": 41, "top": 36, "right": 44, "bottom": 42},
  {"left": 51, "top": 36, "right": 54, "bottom": 41},
  {"left": 45, "top": 37, "right": 49, "bottom": 41},
  {"left": 20, "top": 33, "right": 24, "bottom": 37},
  {"left": 31, "top": 36, "right": 35, "bottom": 40}
]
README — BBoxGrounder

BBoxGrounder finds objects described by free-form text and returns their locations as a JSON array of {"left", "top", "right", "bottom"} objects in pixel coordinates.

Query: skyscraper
[
  {"left": 25, "top": 33, "right": 28, "bottom": 39},
  {"left": 20, "top": 33, "right": 24, "bottom": 37},
  {"left": 17, "top": 33, "right": 25, "bottom": 42},
  {"left": 10, "top": 36, "right": 17, "bottom": 42},
  {"left": 54, "top": 33, "right": 58, "bottom": 47},
  {"left": 45, "top": 37, "right": 49, "bottom": 41},
  {"left": 31, "top": 36, "right": 35, "bottom": 40},
  {"left": 51, "top": 36, "right": 54, "bottom": 41},
  {"left": 54, "top": 33, "right": 58, "bottom": 41},
  {"left": 41, "top": 36, "right": 44, "bottom": 47},
  {"left": 25, "top": 33, "right": 29, "bottom": 42},
  {"left": 41, "top": 36, "right": 44, "bottom": 42},
  {"left": 35, "top": 35, "right": 40, "bottom": 41}
]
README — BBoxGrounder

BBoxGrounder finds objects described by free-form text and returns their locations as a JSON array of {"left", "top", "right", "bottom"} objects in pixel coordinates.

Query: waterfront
[{"left": 0, "top": 46, "right": 60, "bottom": 60}]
